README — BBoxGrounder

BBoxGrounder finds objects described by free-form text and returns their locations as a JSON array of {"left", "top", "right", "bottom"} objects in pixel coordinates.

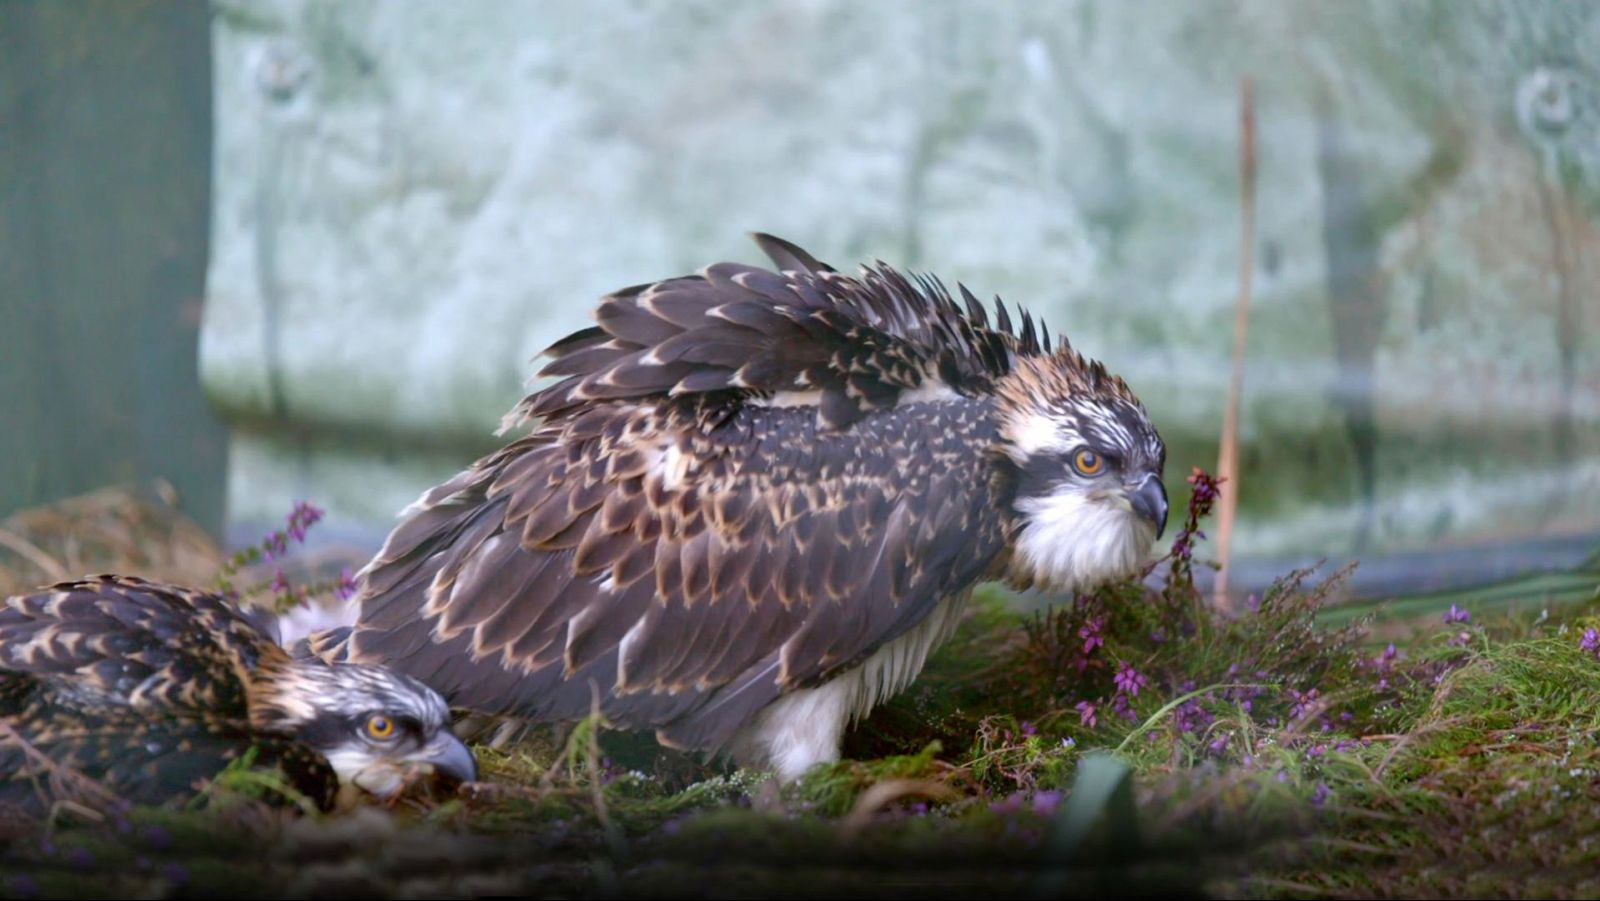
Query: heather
[{"left": 3, "top": 477, "right": 1599, "bottom": 898}]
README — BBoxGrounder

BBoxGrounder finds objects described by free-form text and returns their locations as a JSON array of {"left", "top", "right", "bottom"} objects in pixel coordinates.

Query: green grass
[{"left": 4, "top": 475, "right": 1600, "bottom": 898}]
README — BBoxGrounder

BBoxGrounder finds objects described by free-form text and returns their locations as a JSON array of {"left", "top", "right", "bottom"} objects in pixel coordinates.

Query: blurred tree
[{"left": 0, "top": 1, "right": 223, "bottom": 536}]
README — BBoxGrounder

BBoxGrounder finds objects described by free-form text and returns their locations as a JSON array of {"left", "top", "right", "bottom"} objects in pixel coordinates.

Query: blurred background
[{"left": 2, "top": 0, "right": 1597, "bottom": 605}]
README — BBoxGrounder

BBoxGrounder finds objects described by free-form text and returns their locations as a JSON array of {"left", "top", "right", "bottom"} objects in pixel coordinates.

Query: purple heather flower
[
  {"left": 1174, "top": 697, "right": 1213, "bottom": 735},
  {"left": 1208, "top": 734, "right": 1230, "bottom": 755},
  {"left": 1444, "top": 604, "right": 1471, "bottom": 625},
  {"left": 270, "top": 570, "right": 291, "bottom": 594},
  {"left": 1288, "top": 687, "right": 1321, "bottom": 721},
  {"left": 1581, "top": 628, "right": 1600, "bottom": 656},
  {"left": 1448, "top": 630, "right": 1472, "bottom": 648},
  {"left": 335, "top": 566, "right": 358, "bottom": 602},
  {"left": 1078, "top": 617, "right": 1105, "bottom": 655},
  {"left": 291, "top": 500, "right": 324, "bottom": 528},
  {"left": 1110, "top": 692, "right": 1138, "bottom": 722},
  {"left": 990, "top": 793, "right": 1026, "bottom": 815},
  {"left": 1245, "top": 593, "right": 1261, "bottom": 613},
  {"left": 1311, "top": 783, "right": 1330, "bottom": 807},
  {"left": 1075, "top": 700, "right": 1098, "bottom": 728},
  {"left": 1020, "top": 721, "right": 1037, "bottom": 737},
  {"left": 262, "top": 531, "right": 288, "bottom": 561},
  {"left": 1113, "top": 663, "right": 1148, "bottom": 697},
  {"left": 1032, "top": 791, "right": 1063, "bottom": 816},
  {"left": 1060, "top": 737, "right": 1076, "bottom": 749}
]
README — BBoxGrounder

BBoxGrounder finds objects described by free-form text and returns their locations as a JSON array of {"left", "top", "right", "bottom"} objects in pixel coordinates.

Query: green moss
[{"left": 8, "top": 480, "right": 1600, "bottom": 897}]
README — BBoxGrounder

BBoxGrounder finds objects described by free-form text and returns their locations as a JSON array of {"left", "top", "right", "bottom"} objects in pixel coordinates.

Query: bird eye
[
  {"left": 1072, "top": 449, "right": 1104, "bottom": 476},
  {"left": 365, "top": 714, "right": 397, "bottom": 741}
]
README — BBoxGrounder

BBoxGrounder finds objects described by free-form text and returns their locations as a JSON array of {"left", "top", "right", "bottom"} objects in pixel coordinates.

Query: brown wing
[
  {"left": 0, "top": 574, "right": 284, "bottom": 720},
  {"left": 504, "top": 235, "right": 1050, "bottom": 432},
  {"left": 0, "top": 576, "right": 334, "bottom": 814},
  {"left": 345, "top": 397, "right": 1010, "bottom": 751}
]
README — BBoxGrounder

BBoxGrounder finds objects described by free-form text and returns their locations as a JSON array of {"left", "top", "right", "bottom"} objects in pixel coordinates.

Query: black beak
[
  {"left": 411, "top": 732, "right": 478, "bottom": 784},
  {"left": 1129, "top": 474, "right": 1168, "bottom": 540}
]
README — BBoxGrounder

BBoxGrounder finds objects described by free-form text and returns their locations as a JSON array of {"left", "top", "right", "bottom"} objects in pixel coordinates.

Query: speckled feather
[
  {"left": 504, "top": 233, "right": 1055, "bottom": 433},
  {"left": 341, "top": 235, "right": 1150, "bottom": 756},
  {"left": 0, "top": 575, "right": 335, "bottom": 813}
]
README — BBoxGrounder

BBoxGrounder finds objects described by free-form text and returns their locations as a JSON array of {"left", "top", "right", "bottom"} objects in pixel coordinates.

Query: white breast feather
[
  {"left": 728, "top": 592, "right": 970, "bottom": 782},
  {"left": 1012, "top": 490, "right": 1155, "bottom": 592}
]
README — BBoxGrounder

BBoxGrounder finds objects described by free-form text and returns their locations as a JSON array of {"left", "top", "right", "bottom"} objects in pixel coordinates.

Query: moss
[{"left": 6, "top": 482, "right": 1600, "bottom": 897}]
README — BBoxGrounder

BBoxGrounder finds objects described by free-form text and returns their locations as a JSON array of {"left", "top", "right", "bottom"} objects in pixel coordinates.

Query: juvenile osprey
[
  {"left": 340, "top": 235, "right": 1167, "bottom": 781},
  {"left": 0, "top": 575, "right": 475, "bottom": 814}
]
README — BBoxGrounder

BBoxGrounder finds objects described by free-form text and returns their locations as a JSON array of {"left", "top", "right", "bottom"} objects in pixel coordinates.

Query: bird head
[
  {"left": 251, "top": 660, "right": 476, "bottom": 799},
  {"left": 994, "top": 349, "right": 1168, "bottom": 593}
]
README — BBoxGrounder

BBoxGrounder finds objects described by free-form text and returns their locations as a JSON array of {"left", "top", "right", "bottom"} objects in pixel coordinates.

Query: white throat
[{"left": 1009, "top": 490, "right": 1155, "bottom": 592}]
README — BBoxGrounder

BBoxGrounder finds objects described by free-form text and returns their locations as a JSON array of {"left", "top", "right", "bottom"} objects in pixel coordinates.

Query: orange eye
[
  {"left": 365, "top": 715, "right": 396, "bottom": 740},
  {"left": 1073, "top": 449, "right": 1104, "bottom": 476}
]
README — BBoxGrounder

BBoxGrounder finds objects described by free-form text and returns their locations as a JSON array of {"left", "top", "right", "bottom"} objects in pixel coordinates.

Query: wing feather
[
  {"left": 345, "top": 398, "right": 1008, "bottom": 750},
  {"left": 499, "top": 235, "right": 1049, "bottom": 433},
  {"left": 0, "top": 576, "right": 280, "bottom": 721}
]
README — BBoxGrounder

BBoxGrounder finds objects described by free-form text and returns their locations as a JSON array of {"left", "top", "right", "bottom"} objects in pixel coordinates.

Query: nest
[{"left": 0, "top": 480, "right": 223, "bottom": 597}]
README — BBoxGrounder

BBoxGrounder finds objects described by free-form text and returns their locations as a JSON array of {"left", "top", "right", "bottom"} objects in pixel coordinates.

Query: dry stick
[
  {"left": 1214, "top": 77, "right": 1256, "bottom": 612},
  {"left": 0, "top": 527, "right": 69, "bottom": 581},
  {"left": 0, "top": 721, "right": 126, "bottom": 822}
]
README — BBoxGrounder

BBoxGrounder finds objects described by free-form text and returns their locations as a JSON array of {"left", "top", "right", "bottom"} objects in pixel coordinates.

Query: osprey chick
[
  {"left": 341, "top": 235, "right": 1167, "bottom": 781},
  {"left": 0, "top": 575, "right": 475, "bottom": 814}
]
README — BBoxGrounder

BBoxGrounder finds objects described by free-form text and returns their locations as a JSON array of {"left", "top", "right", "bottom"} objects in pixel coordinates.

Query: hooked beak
[
  {"left": 409, "top": 732, "right": 478, "bottom": 784},
  {"left": 1128, "top": 474, "right": 1169, "bottom": 540}
]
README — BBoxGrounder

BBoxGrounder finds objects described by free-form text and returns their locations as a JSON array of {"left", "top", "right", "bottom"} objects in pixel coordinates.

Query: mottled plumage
[
  {"left": 339, "top": 235, "right": 1167, "bottom": 780},
  {"left": 0, "top": 575, "right": 474, "bottom": 815}
]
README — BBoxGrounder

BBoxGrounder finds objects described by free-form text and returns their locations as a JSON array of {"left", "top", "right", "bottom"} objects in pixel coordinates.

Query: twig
[
  {"left": 0, "top": 527, "right": 69, "bottom": 582},
  {"left": 586, "top": 681, "right": 626, "bottom": 862},
  {"left": 0, "top": 721, "right": 126, "bottom": 821},
  {"left": 840, "top": 779, "right": 959, "bottom": 839},
  {"left": 1214, "top": 76, "right": 1257, "bottom": 612}
]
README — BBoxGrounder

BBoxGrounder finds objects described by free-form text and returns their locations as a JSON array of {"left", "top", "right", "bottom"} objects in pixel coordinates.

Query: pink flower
[
  {"left": 335, "top": 566, "right": 358, "bottom": 602},
  {"left": 1078, "top": 616, "right": 1105, "bottom": 655},
  {"left": 1075, "top": 700, "right": 1098, "bottom": 728},
  {"left": 1113, "top": 663, "right": 1148, "bottom": 697}
]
